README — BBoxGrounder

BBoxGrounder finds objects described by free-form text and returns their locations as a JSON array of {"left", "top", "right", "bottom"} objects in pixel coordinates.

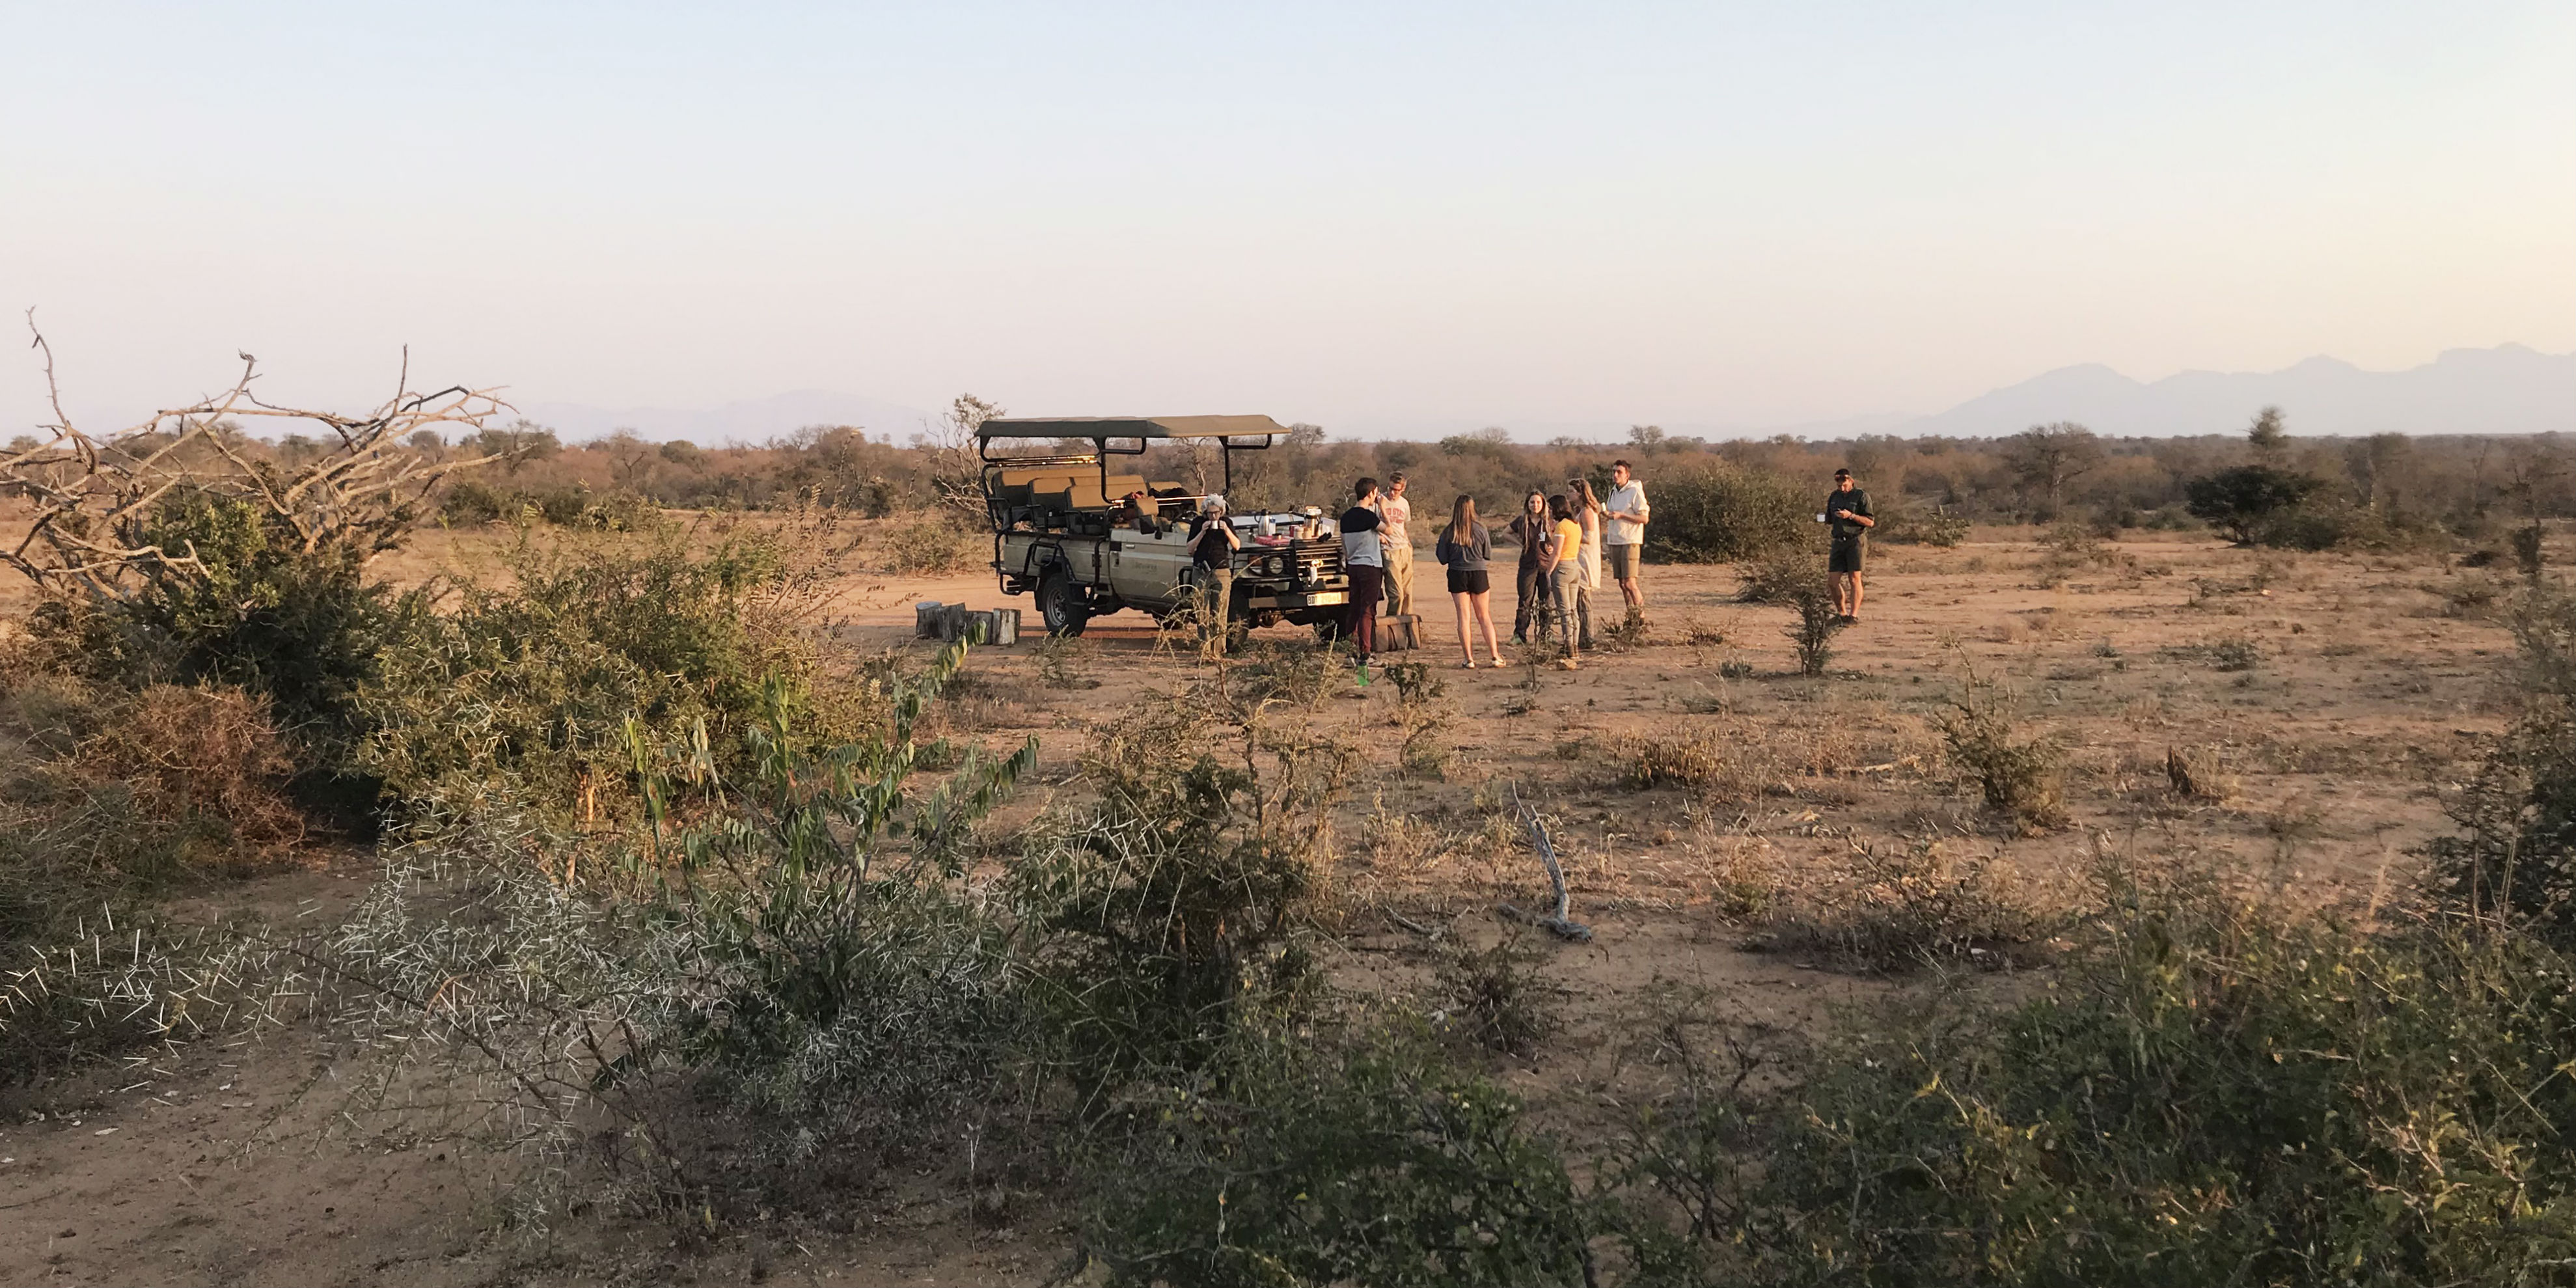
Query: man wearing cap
[
  {"left": 1186, "top": 495, "right": 1242, "bottom": 657},
  {"left": 1824, "top": 468, "right": 1874, "bottom": 622}
]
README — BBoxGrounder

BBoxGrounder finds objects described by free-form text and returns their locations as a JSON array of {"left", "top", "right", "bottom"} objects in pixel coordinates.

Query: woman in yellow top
[
  {"left": 1566, "top": 477, "right": 1603, "bottom": 648},
  {"left": 1542, "top": 493, "right": 1591, "bottom": 665}
]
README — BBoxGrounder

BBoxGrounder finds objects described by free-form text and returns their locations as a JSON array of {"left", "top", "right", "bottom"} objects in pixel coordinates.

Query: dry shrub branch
[{"left": 3, "top": 317, "right": 508, "bottom": 597}]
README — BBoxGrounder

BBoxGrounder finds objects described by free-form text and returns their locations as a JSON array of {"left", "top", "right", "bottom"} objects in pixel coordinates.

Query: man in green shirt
[{"left": 1825, "top": 468, "right": 1874, "bottom": 623}]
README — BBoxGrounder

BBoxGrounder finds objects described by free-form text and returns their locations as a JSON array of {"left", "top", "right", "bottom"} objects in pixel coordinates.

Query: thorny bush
[
  {"left": 1013, "top": 674, "right": 1356, "bottom": 1087},
  {"left": 321, "top": 643, "right": 1039, "bottom": 1211},
  {"left": 2430, "top": 582, "right": 2576, "bottom": 946},
  {"left": 1738, "top": 540, "right": 1848, "bottom": 676}
]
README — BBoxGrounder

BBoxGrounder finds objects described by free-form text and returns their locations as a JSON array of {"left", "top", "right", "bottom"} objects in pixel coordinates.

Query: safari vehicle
[{"left": 978, "top": 415, "right": 1352, "bottom": 640}]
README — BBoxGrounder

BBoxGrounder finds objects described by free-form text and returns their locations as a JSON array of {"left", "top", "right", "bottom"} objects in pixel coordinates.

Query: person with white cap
[{"left": 1186, "top": 494, "right": 1242, "bottom": 657}]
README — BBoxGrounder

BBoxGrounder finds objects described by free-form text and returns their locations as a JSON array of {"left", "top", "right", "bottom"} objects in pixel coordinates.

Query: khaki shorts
[{"left": 1604, "top": 543, "right": 1640, "bottom": 579}]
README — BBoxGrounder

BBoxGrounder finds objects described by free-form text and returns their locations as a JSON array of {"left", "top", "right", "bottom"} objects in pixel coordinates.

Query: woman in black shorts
[{"left": 1435, "top": 495, "right": 1505, "bottom": 668}]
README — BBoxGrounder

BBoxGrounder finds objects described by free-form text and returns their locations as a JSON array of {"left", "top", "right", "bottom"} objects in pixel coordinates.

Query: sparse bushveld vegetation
[
  {"left": 1753, "top": 837, "right": 2046, "bottom": 971},
  {"left": 1936, "top": 667, "right": 2068, "bottom": 830},
  {"left": 1739, "top": 539, "right": 1848, "bottom": 675},
  {"left": 1619, "top": 726, "right": 1728, "bottom": 790},
  {"left": 17, "top": 361, "right": 2576, "bottom": 1283}
]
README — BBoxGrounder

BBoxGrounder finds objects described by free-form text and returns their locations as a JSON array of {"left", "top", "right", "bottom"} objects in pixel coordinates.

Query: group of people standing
[
  {"left": 1188, "top": 460, "right": 1875, "bottom": 676},
  {"left": 1337, "top": 461, "right": 1651, "bottom": 673}
]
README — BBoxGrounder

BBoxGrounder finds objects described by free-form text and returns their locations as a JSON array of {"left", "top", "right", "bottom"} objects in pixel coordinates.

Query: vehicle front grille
[{"left": 1293, "top": 538, "right": 1345, "bottom": 587}]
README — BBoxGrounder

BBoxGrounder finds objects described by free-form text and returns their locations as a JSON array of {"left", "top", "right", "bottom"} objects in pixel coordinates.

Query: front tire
[{"left": 1037, "top": 572, "right": 1091, "bottom": 637}]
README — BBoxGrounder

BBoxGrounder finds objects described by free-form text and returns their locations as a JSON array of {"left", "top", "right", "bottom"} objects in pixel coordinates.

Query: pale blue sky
[{"left": 5, "top": 2, "right": 2571, "bottom": 437}]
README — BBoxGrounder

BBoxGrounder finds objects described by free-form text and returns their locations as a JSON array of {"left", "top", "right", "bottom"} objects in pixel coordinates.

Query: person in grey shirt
[{"left": 1434, "top": 494, "right": 1505, "bottom": 668}]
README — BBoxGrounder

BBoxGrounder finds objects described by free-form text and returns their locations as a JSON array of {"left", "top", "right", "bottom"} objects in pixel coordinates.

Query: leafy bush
[
  {"left": 1081, "top": 1022, "right": 1598, "bottom": 1288},
  {"left": 1874, "top": 502, "right": 1969, "bottom": 547},
  {"left": 440, "top": 479, "right": 658, "bottom": 530},
  {"left": 320, "top": 644, "right": 1039, "bottom": 1208},
  {"left": 361, "top": 525, "right": 844, "bottom": 816},
  {"left": 2185, "top": 465, "right": 2326, "bottom": 545},
  {"left": 2429, "top": 586, "right": 2576, "bottom": 945},
  {"left": 1748, "top": 881, "right": 2576, "bottom": 1285},
  {"left": 24, "top": 491, "right": 392, "bottom": 756},
  {"left": 1645, "top": 462, "right": 1809, "bottom": 564},
  {"left": 1013, "top": 683, "right": 1349, "bottom": 1084}
]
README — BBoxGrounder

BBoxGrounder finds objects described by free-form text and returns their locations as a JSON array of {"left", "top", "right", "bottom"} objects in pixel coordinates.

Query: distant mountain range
[
  {"left": 1887, "top": 344, "right": 2576, "bottom": 440},
  {"left": 511, "top": 344, "right": 2575, "bottom": 446},
  {"left": 1536, "top": 345, "right": 2576, "bottom": 443}
]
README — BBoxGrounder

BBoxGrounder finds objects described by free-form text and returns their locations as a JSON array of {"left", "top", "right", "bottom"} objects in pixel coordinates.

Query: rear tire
[{"left": 1037, "top": 572, "right": 1090, "bottom": 637}]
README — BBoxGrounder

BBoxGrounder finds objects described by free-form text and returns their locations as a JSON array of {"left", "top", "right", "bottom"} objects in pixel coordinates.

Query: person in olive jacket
[{"left": 1825, "top": 467, "right": 1876, "bottom": 622}]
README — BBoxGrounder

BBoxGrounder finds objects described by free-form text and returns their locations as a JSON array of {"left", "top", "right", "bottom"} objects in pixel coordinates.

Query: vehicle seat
[{"left": 1066, "top": 473, "right": 1150, "bottom": 511}]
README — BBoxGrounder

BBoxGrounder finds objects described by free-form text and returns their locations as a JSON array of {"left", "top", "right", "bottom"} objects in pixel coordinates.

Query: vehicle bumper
[{"left": 1247, "top": 589, "right": 1349, "bottom": 610}]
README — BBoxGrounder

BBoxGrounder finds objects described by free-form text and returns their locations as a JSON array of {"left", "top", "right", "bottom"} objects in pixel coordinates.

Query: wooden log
[{"left": 914, "top": 601, "right": 946, "bottom": 638}]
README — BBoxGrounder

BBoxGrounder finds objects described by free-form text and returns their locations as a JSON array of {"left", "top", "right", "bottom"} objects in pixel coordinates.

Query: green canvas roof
[{"left": 975, "top": 415, "right": 1289, "bottom": 441}]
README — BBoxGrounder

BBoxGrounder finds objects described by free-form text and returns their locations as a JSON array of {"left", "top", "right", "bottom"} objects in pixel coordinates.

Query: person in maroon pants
[{"left": 1339, "top": 477, "right": 1385, "bottom": 674}]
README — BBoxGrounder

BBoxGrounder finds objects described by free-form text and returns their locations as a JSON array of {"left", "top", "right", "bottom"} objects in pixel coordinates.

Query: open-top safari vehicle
[{"left": 978, "top": 415, "right": 1352, "bottom": 640}]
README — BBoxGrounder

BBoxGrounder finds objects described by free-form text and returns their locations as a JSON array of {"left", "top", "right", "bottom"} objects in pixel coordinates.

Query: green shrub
[
  {"left": 1011, "top": 686, "right": 1343, "bottom": 1084},
  {"left": 1645, "top": 462, "right": 1809, "bottom": 564},
  {"left": 25, "top": 491, "right": 391, "bottom": 756},
  {"left": 360, "top": 526, "right": 840, "bottom": 816},
  {"left": 2185, "top": 465, "right": 2326, "bottom": 545},
  {"left": 1875, "top": 502, "right": 1969, "bottom": 547},
  {"left": 320, "top": 644, "right": 1039, "bottom": 1207},
  {"left": 441, "top": 480, "right": 658, "bottom": 530},
  {"left": 1082, "top": 1022, "right": 1597, "bottom": 1288},
  {"left": 2429, "top": 586, "right": 2576, "bottom": 946},
  {"left": 1749, "top": 884, "right": 2576, "bottom": 1285}
]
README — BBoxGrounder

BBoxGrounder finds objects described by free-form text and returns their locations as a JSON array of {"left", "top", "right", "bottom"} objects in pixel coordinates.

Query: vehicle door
[{"left": 1109, "top": 527, "right": 1191, "bottom": 608}]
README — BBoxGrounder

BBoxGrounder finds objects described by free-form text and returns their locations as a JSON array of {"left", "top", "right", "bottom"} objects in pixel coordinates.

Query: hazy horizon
[{"left": 6, "top": 3, "right": 2572, "bottom": 439}]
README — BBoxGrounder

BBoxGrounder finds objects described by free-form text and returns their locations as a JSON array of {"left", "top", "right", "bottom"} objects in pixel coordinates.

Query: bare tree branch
[{"left": 2, "top": 317, "right": 513, "bottom": 599}]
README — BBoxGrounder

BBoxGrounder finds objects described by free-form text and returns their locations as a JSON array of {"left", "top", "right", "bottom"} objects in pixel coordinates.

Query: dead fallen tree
[{"left": 4, "top": 311, "right": 511, "bottom": 599}]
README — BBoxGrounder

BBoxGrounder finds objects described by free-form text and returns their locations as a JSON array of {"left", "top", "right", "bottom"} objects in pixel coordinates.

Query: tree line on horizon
[{"left": 16, "top": 402, "right": 2571, "bottom": 558}]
